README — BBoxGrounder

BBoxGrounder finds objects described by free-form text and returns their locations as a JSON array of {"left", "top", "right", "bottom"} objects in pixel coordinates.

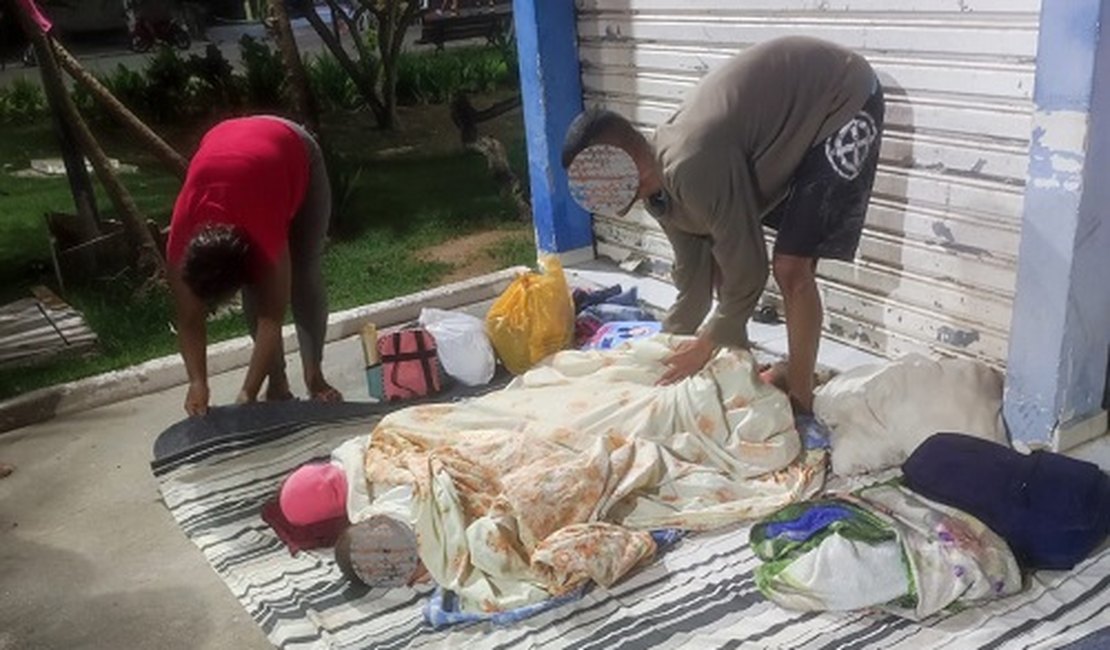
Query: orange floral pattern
[{"left": 362, "top": 336, "right": 826, "bottom": 613}]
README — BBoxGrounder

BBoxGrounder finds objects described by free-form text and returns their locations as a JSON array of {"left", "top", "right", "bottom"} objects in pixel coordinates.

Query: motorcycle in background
[
  {"left": 129, "top": 15, "right": 191, "bottom": 52},
  {"left": 127, "top": 1, "right": 191, "bottom": 53}
]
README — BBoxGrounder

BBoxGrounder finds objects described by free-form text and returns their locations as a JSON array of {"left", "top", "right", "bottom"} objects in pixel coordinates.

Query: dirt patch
[{"left": 420, "top": 229, "right": 523, "bottom": 284}]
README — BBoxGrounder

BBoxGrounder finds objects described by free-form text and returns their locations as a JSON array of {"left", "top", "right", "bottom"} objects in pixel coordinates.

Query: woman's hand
[{"left": 658, "top": 335, "right": 716, "bottom": 385}]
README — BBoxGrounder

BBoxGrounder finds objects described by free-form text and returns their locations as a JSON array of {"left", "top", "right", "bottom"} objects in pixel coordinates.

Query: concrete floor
[
  {"left": 0, "top": 337, "right": 381, "bottom": 650},
  {"left": 0, "top": 294, "right": 495, "bottom": 650},
  {"left": 1, "top": 266, "right": 1107, "bottom": 649}
]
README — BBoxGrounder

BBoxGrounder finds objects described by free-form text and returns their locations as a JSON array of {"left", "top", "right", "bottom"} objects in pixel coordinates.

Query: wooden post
[
  {"left": 51, "top": 39, "right": 189, "bottom": 179},
  {"left": 8, "top": 0, "right": 100, "bottom": 241},
  {"left": 9, "top": 0, "right": 165, "bottom": 276},
  {"left": 267, "top": 0, "right": 320, "bottom": 135}
]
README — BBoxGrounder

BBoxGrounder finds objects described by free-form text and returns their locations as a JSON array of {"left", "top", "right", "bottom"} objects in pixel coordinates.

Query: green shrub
[
  {"left": 187, "top": 44, "right": 243, "bottom": 109},
  {"left": 71, "top": 82, "right": 99, "bottom": 120},
  {"left": 77, "top": 46, "right": 239, "bottom": 123},
  {"left": 0, "top": 78, "right": 47, "bottom": 124},
  {"left": 239, "top": 35, "right": 287, "bottom": 109},
  {"left": 395, "top": 47, "right": 512, "bottom": 106},
  {"left": 99, "top": 64, "right": 150, "bottom": 116},
  {"left": 306, "top": 53, "right": 360, "bottom": 112},
  {"left": 145, "top": 46, "right": 193, "bottom": 122},
  {"left": 322, "top": 144, "right": 365, "bottom": 240}
]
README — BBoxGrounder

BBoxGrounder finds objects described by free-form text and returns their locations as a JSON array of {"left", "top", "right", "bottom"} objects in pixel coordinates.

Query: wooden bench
[{"left": 418, "top": 4, "right": 512, "bottom": 50}]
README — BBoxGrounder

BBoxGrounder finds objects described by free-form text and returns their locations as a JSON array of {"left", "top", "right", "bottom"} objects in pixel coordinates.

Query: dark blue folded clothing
[
  {"left": 902, "top": 432, "right": 1110, "bottom": 571},
  {"left": 574, "top": 284, "right": 623, "bottom": 314},
  {"left": 573, "top": 285, "right": 641, "bottom": 314}
]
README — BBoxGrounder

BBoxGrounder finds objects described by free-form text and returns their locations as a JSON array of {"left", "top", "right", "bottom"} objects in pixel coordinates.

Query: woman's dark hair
[{"left": 181, "top": 224, "right": 252, "bottom": 306}]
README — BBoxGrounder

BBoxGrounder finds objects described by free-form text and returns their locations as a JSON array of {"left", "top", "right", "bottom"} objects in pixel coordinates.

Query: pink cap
[{"left": 279, "top": 462, "right": 349, "bottom": 526}]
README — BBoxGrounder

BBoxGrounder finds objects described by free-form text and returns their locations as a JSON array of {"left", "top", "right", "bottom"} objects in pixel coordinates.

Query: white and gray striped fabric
[{"left": 153, "top": 411, "right": 1110, "bottom": 650}]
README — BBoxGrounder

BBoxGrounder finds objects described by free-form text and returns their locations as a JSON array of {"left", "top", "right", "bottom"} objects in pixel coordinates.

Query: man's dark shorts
[{"left": 762, "top": 81, "right": 885, "bottom": 261}]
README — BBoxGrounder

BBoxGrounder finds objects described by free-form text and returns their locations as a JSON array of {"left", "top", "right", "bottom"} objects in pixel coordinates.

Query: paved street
[{"left": 0, "top": 14, "right": 469, "bottom": 89}]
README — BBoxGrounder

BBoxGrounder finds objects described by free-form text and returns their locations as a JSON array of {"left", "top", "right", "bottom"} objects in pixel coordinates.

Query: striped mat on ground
[{"left": 151, "top": 399, "right": 1110, "bottom": 650}]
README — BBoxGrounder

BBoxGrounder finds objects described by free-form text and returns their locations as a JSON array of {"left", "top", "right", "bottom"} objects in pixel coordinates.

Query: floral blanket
[{"left": 360, "top": 336, "right": 827, "bottom": 613}]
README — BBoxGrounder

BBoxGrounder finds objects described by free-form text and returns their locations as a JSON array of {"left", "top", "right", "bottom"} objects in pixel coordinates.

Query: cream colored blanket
[{"left": 362, "top": 336, "right": 826, "bottom": 613}]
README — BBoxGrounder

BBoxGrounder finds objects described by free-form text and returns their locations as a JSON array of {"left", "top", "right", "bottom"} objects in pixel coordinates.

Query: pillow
[{"left": 813, "top": 354, "right": 1006, "bottom": 476}]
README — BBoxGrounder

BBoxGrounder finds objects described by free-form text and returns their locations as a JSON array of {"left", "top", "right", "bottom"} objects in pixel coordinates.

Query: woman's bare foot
[
  {"left": 308, "top": 378, "right": 343, "bottom": 403},
  {"left": 265, "top": 373, "right": 295, "bottom": 402},
  {"left": 304, "top": 365, "right": 343, "bottom": 403}
]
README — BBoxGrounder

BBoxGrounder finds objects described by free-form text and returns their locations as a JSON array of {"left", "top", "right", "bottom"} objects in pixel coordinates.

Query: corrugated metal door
[{"left": 577, "top": 0, "right": 1041, "bottom": 366}]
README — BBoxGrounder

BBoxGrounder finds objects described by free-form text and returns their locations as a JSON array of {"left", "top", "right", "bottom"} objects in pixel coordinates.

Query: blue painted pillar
[
  {"left": 1004, "top": 0, "right": 1110, "bottom": 448},
  {"left": 512, "top": 0, "right": 595, "bottom": 258}
]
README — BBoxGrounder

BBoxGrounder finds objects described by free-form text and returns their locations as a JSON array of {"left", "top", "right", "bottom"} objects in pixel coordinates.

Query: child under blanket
[{"left": 284, "top": 336, "right": 828, "bottom": 614}]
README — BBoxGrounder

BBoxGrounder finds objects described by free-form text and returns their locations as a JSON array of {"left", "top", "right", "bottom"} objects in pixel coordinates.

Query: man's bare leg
[{"left": 773, "top": 253, "right": 822, "bottom": 414}]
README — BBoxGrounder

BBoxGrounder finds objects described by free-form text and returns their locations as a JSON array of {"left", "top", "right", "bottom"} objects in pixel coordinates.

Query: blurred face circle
[{"left": 567, "top": 144, "right": 640, "bottom": 217}]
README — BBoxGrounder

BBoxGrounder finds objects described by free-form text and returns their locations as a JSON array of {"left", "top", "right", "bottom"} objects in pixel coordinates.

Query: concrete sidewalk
[
  {"left": 0, "top": 277, "right": 506, "bottom": 649},
  {"left": 0, "top": 339, "right": 369, "bottom": 649}
]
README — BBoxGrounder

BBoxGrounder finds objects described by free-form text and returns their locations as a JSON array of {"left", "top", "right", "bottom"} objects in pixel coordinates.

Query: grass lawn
[{"left": 0, "top": 93, "right": 535, "bottom": 400}]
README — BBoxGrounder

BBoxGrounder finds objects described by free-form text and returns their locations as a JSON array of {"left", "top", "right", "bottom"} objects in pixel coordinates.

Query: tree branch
[
  {"left": 324, "top": 0, "right": 376, "bottom": 70},
  {"left": 297, "top": 0, "right": 385, "bottom": 119},
  {"left": 268, "top": 0, "right": 320, "bottom": 135}
]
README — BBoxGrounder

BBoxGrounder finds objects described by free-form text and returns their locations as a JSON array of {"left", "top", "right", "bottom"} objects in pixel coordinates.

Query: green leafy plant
[
  {"left": 307, "top": 53, "right": 360, "bottom": 112},
  {"left": 187, "top": 44, "right": 242, "bottom": 109},
  {"left": 395, "top": 47, "right": 512, "bottom": 105},
  {"left": 144, "top": 46, "right": 193, "bottom": 122},
  {"left": 239, "top": 35, "right": 287, "bottom": 109},
  {"left": 99, "top": 64, "right": 150, "bottom": 116},
  {"left": 0, "top": 78, "right": 47, "bottom": 124},
  {"left": 322, "top": 144, "right": 365, "bottom": 240}
]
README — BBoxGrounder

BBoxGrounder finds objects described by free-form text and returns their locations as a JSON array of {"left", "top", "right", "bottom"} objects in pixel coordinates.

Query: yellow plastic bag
[{"left": 486, "top": 256, "right": 575, "bottom": 375}]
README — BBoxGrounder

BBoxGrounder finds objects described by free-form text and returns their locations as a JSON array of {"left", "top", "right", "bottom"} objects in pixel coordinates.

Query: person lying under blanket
[{"left": 274, "top": 335, "right": 827, "bottom": 614}]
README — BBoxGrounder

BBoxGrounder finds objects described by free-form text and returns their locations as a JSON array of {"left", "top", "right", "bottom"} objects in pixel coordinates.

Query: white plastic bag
[{"left": 418, "top": 308, "right": 496, "bottom": 386}]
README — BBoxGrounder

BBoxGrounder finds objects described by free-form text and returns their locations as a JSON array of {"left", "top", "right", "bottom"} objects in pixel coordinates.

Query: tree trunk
[
  {"left": 298, "top": 0, "right": 387, "bottom": 124},
  {"left": 468, "top": 137, "right": 530, "bottom": 221},
  {"left": 267, "top": 0, "right": 319, "bottom": 135},
  {"left": 380, "top": 60, "right": 397, "bottom": 130},
  {"left": 51, "top": 39, "right": 189, "bottom": 179},
  {"left": 10, "top": 1, "right": 99, "bottom": 242},
  {"left": 373, "top": 0, "right": 422, "bottom": 131},
  {"left": 450, "top": 93, "right": 530, "bottom": 221}
]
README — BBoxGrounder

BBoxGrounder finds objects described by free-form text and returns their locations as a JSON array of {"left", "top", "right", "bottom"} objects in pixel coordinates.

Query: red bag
[{"left": 377, "top": 329, "right": 442, "bottom": 401}]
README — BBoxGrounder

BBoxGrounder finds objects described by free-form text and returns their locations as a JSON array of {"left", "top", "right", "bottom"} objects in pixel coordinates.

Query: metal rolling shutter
[{"left": 576, "top": 0, "right": 1040, "bottom": 365}]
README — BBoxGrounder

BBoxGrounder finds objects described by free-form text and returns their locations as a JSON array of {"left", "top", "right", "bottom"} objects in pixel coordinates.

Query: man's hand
[
  {"left": 659, "top": 336, "right": 716, "bottom": 385},
  {"left": 185, "top": 380, "right": 210, "bottom": 416}
]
